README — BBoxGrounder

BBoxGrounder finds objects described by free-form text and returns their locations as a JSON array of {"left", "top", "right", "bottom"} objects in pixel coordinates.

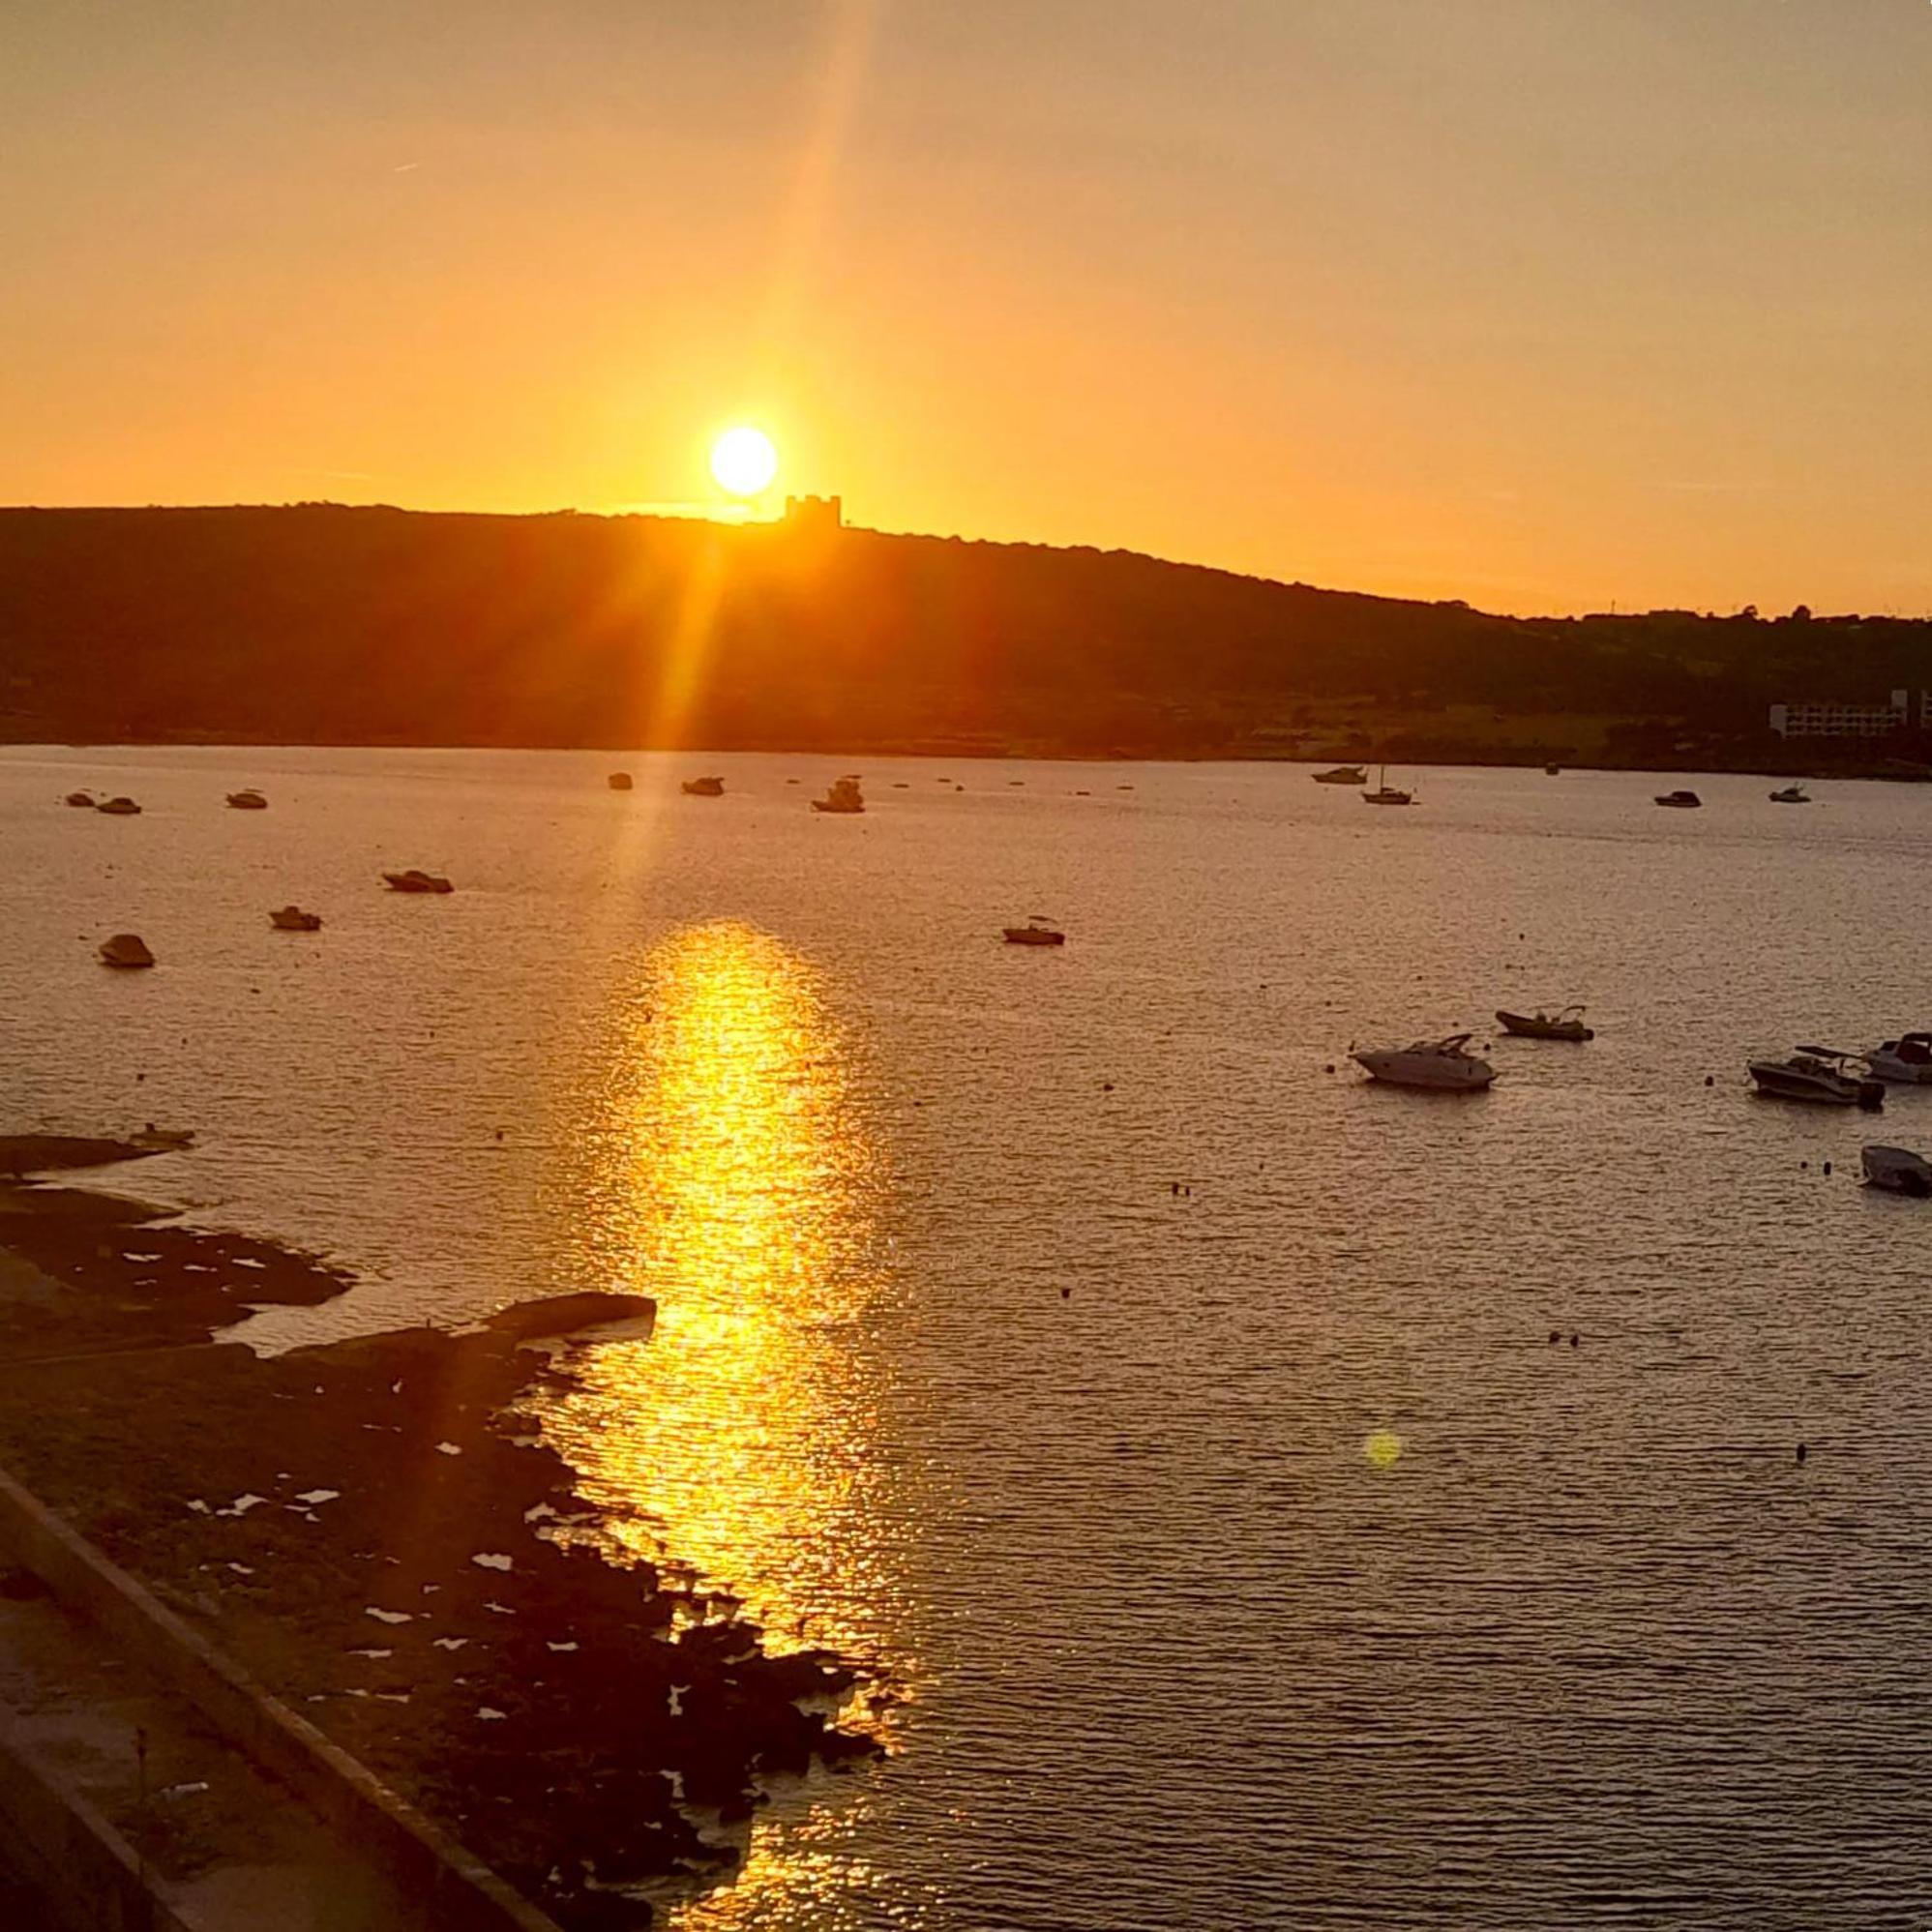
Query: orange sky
[{"left": 6, "top": 1, "right": 1930, "bottom": 616}]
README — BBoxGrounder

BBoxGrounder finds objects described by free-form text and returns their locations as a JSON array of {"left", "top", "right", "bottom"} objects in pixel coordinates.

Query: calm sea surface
[{"left": 5, "top": 747, "right": 1932, "bottom": 1930}]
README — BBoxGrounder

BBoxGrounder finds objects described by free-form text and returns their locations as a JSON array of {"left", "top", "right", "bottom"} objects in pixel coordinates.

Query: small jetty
[
  {"left": 681, "top": 775, "right": 726, "bottom": 797},
  {"left": 270, "top": 906, "right": 323, "bottom": 932},
  {"left": 96, "top": 796, "right": 142, "bottom": 816},
  {"left": 607, "top": 771, "right": 634, "bottom": 790},
  {"left": 812, "top": 776, "right": 865, "bottom": 815},
  {"left": 382, "top": 869, "right": 454, "bottom": 894},
  {"left": 226, "top": 788, "right": 268, "bottom": 810},
  {"left": 98, "top": 934, "right": 155, "bottom": 969}
]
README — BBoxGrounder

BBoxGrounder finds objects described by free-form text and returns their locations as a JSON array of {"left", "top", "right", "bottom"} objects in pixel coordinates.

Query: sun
[{"left": 710, "top": 426, "right": 779, "bottom": 498}]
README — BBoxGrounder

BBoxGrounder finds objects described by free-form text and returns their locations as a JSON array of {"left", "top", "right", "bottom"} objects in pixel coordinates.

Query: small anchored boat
[
  {"left": 1867, "top": 1032, "right": 1932, "bottom": 1084},
  {"left": 681, "top": 776, "right": 725, "bottom": 797},
  {"left": 1312, "top": 764, "right": 1367, "bottom": 786},
  {"left": 812, "top": 776, "right": 865, "bottom": 815},
  {"left": 98, "top": 933, "right": 156, "bottom": 969},
  {"left": 1352, "top": 1034, "right": 1495, "bottom": 1090},
  {"left": 96, "top": 796, "right": 142, "bottom": 816},
  {"left": 1496, "top": 1004, "right": 1593, "bottom": 1042},
  {"left": 269, "top": 906, "right": 323, "bottom": 932},
  {"left": 1544, "top": 762, "right": 1561, "bottom": 776},
  {"left": 1654, "top": 789, "right": 1702, "bottom": 809},
  {"left": 1002, "top": 917, "right": 1065, "bottom": 947},
  {"left": 1361, "top": 765, "right": 1413, "bottom": 807},
  {"left": 383, "top": 869, "right": 454, "bottom": 894},
  {"left": 608, "top": 771, "right": 634, "bottom": 790},
  {"left": 1862, "top": 1144, "right": 1932, "bottom": 1195},
  {"left": 226, "top": 788, "right": 268, "bottom": 810},
  {"left": 1769, "top": 783, "right": 1809, "bottom": 804},
  {"left": 1747, "top": 1048, "right": 1883, "bottom": 1109},
  {"left": 64, "top": 790, "right": 96, "bottom": 808}
]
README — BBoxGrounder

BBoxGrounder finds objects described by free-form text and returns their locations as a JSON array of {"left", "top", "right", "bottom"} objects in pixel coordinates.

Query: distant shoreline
[{"left": 5, "top": 736, "right": 1930, "bottom": 784}]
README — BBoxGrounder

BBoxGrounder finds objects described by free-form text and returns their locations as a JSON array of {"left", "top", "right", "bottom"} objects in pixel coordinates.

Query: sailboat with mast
[{"left": 1361, "top": 765, "right": 1413, "bottom": 806}]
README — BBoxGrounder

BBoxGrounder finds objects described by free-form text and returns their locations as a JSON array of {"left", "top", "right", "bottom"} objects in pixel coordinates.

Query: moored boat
[
  {"left": 1868, "top": 1032, "right": 1932, "bottom": 1084},
  {"left": 1312, "top": 764, "right": 1367, "bottom": 786},
  {"left": 96, "top": 796, "right": 142, "bottom": 816},
  {"left": 1654, "top": 789, "right": 1702, "bottom": 809},
  {"left": 812, "top": 776, "right": 865, "bottom": 815},
  {"left": 1002, "top": 917, "right": 1065, "bottom": 947},
  {"left": 1769, "top": 783, "right": 1809, "bottom": 804},
  {"left": 64, "top": 789, "right": 95, "bottom": 808},
  {"left": 1496, "top": 1004, "right": 1593, "bottom": 1041},
  {"left": 226, "top": 788, "right": 268, "bottom": 810},
  {"left": 98, "top": 933, "right": 155, "bottom": 969},
  {"left": 1361, "top": 765, "right": 1413, "bottom": 807},
  {"left": 681, "top": 776, "right": 725, "bottom": 796},
  {"left": 608, "top": 771, "right": 634, "bottom": 790},
  {"left": 1352, "top": 1034, "right": 1495, "bottom": 1091},
  {"left": 383, "top": 869, "right": 454, "bottom": 894},
  {"left": 1862, "top": 1144, "right": 1932, "bottom": 1195},
  {"left": 270, "top": 906, "right": 323, "bottom": 932},
  {"left": 1747, "top": 1048, "right": 1883, "bottom": 1109}
]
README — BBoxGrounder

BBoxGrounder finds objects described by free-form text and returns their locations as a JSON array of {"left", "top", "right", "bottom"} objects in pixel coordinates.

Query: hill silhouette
[{"left": 3, "top": 504, "right": 1929, "bottom": 765}]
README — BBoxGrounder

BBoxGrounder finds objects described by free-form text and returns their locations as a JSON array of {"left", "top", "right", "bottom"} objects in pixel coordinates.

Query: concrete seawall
[
  {"left": 0, "top": 1700, "right": 195, "bottom": 1932},
  {"left": 0, "top": 1461, "right": 561, "bottom": 1932}
]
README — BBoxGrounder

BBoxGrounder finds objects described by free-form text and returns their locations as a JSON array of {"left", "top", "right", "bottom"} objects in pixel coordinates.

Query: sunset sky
[{"left": 7, "top": 1, "right": 1929, "bottom": 615}]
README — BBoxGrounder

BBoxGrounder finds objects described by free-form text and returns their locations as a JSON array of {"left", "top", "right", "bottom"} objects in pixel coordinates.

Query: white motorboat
[
  {"left": 383, "top": 869, "right": 454, "bottom": 894},
  {"left": 1352, "top": 1034, "right": 1496, "bottom": 1090},
  {"left": 1769, "top": 784, "right": 1809, "bottom": 804},
  {"left": 1866, "top": 1032, "right": 1932, "bottom": 1084},
  {"left": 1654, "top": 789, "right": 1702, "bottom": 809},
  {"left": 1747, "top": 1048, "right": 1884, "bottom": 1110},
  {"left": 681, "top": 775, "right": 725, "bottom": 796},
  {"left": 1312, "top": 764, "right": 1366, "bottom": 786},
  {"left": 1862, "top": 1144, "right": 1932, "bottom": 1195}
]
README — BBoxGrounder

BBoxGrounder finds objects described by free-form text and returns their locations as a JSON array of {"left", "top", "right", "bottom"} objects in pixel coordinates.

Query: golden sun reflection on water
[{"left": 539, "top": 922, "right": 913, "bottom": 1928}]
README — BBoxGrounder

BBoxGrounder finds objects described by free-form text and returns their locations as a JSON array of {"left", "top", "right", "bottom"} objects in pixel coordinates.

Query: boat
[
  {"left": 1747, "top": 1048, "right": 1884, "bottom": 1109},
  {"left": 269, "top": 906, "right": 323, "bottom": 932},
  {"left": 1352, "top": 1034, "right": 1496, "bottom": 1090},
  {"left": 226, "top": 788, "right": 268, "bottom": 810},
  {"left": 608, "top": 772, "right": 634, "bottom": 791},
  {"left": 98, "top": 934, "right": 155, "bottom": 969},
  {"left": 96, "top": 796, "right": 142, "bottom": 816},
  {"left": 681, "top": 776, "right": 726, "bottom": 797},
  {"left": 1360, "top": 765, "right": 1413, "bottom": 807},
  {"left": 812, "top": 776, "right": 865, "bottom": 815},
  {"left": 1654, "top": 789, "right": 1702, "bottom": 808},
  {"left": 1312, "top": 764, "right": 1367, "bottom": 786},
  {"left": 1544, "top": 762, "right": 1561, "bottom": 776},
  {"left": 1866, "top": 1032, "right": 1932, "bottom": 1084},
  {"left": 1002, "top": 917, "right": 1065, "bottom": 947},
  {"left": 382, "top": 869, "right": 454, "bottom": 894},
  {"left": 64, "top": 790, "right": 95, "bottom": 808},
  {"left": 1769, "top": 783, "right": 1809, "bottom": 804},
  {"left": 1496, "top": 1004, "right": 1593, "bottom": 1041},
  {"left": 1861, "top": 1144, "right": 1932, "bottom": 1195}
]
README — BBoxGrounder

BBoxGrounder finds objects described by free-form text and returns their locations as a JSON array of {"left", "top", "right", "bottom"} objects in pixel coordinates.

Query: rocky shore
[{"left": 0, "top": 1135, "right": 878, "bottom": 1930}]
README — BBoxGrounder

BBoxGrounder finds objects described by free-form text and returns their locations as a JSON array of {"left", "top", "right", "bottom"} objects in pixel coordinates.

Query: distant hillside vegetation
[{"left": 2, "top": 505, "right": 1929, "bottom": 763}]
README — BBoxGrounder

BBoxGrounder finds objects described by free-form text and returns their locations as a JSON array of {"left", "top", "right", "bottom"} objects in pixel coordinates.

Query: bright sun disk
[{"left": 711, "top": 426, "right": 779, "bottom": 497}]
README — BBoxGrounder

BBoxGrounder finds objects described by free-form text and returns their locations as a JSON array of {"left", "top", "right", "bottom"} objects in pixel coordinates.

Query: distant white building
[{"left": 1769, "top": 690, "right": 1913, "bottom": 738}]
